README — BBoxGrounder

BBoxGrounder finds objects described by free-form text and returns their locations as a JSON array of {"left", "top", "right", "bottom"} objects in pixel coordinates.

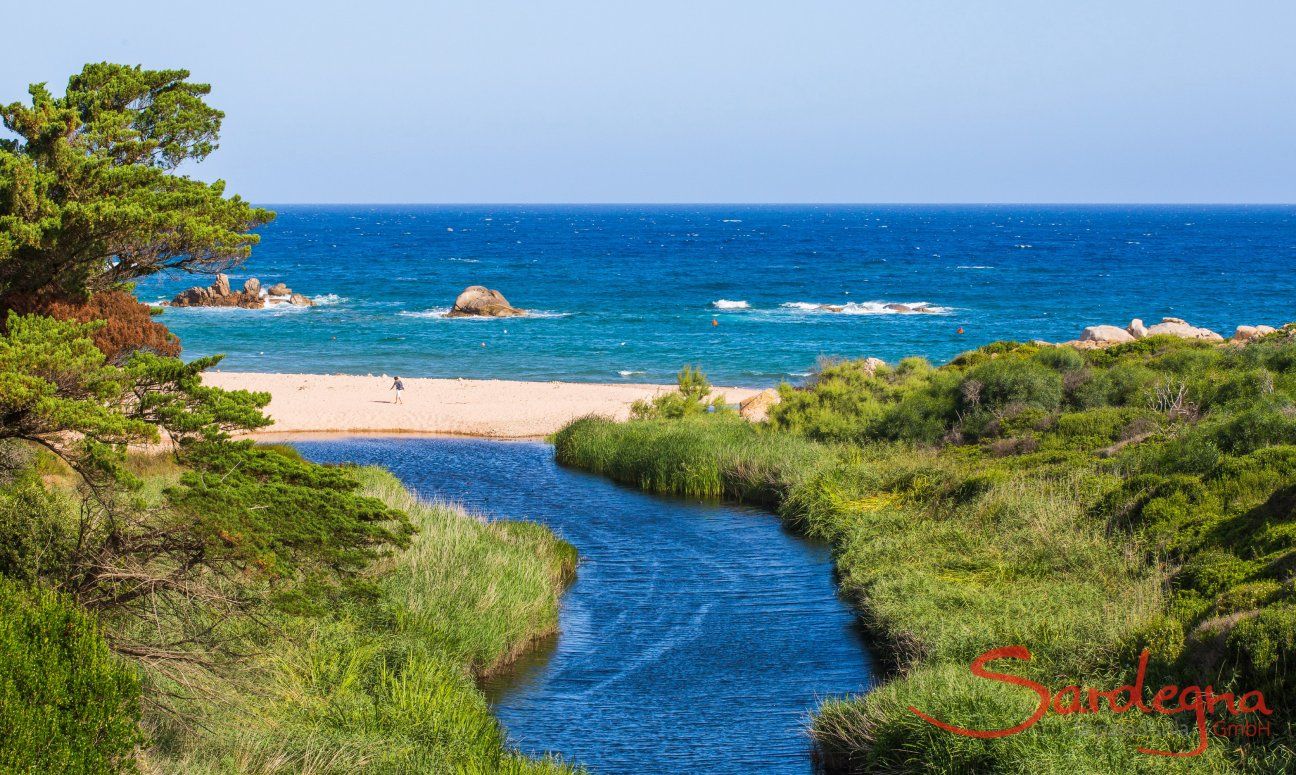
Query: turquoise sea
[{"left": 138, "top": 205, "right": 1296, "bottom": 385}]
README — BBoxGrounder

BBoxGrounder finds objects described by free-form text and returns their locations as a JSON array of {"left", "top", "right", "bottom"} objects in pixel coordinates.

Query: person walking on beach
[{"left": 391, "top": 376, "right": 404, "bottom": 404}]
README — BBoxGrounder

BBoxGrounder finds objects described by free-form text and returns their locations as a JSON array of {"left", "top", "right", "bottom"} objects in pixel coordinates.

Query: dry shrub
[{"left": 12, "top": 290, "right": 180, "bottom": 361}]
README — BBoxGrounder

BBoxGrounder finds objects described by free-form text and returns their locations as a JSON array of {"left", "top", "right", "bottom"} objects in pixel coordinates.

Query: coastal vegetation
[
  {"left": 0, "top": 63, "right": 579, "bottom": 773},
  {"left": 555, "top": 333, "right": 1296, "bottom": 772},
  {"left": 144, "top": 463, "right": 579, "bottom": 774}
]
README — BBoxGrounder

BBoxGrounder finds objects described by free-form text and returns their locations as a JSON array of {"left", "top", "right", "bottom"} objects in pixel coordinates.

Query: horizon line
[{"left": 250, "top": 201, "right": 1296, "bottom": 207}]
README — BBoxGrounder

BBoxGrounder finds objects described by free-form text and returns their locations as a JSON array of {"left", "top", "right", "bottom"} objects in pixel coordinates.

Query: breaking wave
[{"left": 779, "top": 301, "right": 952, "bottom": 315}]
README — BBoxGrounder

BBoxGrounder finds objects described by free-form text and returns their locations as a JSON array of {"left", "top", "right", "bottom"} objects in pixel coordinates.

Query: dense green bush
[
  {"left": 0, "top": 576, "right": 142, "bottom": 774},
  {"left": 630, "top": 364, "right": 729, "bottom": 419},
  {"left": 963, "top": 358, "right": 1064, "bottom": 413},
  {"left": 0, "top": 477, "right": 73, "bottom": 583}
]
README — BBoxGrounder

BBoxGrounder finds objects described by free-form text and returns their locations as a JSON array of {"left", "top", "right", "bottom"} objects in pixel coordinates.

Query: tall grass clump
[
  {"left": 143, "top": 466, "right": 580, "bottom": 775},
  {"left": 555, "top": 328, "right": 1296, "bottom": 773}
]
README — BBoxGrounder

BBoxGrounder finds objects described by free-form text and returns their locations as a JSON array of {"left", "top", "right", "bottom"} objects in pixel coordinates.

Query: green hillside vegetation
[
  {"left": 554, "top": 331, "right": 1296, "bottom": 773},
  {"left": 0, "top": 63, "right": 581, "bottom": 773}
]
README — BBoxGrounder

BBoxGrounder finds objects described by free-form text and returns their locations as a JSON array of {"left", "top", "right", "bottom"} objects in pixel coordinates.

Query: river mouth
[{"left": 294, "top": 437, "right": 873, "bottom": 773}]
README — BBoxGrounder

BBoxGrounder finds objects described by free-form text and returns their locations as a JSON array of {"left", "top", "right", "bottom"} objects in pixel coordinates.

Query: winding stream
[{"left": 295, "top": 438, "right": 873, "bottom": 773}]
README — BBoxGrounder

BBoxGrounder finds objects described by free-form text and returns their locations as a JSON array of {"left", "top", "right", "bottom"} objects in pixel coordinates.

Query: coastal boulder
[
  {"left": 1127, "top": 318, "right": 1148, "bottom": 339},
  {"left": 169, "top": 275, "right": 313, "bottom": 308},
  {"left": 1080, "top": 325, "right": 1135, "bottom": 346},
  {"left": 739, "top": 388, "right": 781, "bottom": 422},
  {"left": 267, "top": 282, "right": 291, "bottom": 296},
  {"left": 171, "top": 286, "right": 211, "bottom": 306},
  {"left": 1232, "top": 324, "right": 1277, "bottom": 343},
  {"left": 883, "top": 303, "right": 937, "bottom": 314},
  {"left": 447, "top": 286, "right": 526, "bottom": 318},
  {"left": 1146, "top": 317, "right": 1223, "bottom": 342}
]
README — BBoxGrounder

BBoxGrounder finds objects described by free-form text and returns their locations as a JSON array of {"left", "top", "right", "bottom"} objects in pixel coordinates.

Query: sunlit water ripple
[{"left": 294, "top": 438, "right": 874, "bottom": 773}]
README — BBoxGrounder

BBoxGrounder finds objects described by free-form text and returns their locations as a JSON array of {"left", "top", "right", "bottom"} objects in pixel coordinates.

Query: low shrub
[
  {"left": 630, "top": 365, "right": 729, "bottom": 420},
  {"left": 0, "top": 576, "right": 142, "bottom": 775}
]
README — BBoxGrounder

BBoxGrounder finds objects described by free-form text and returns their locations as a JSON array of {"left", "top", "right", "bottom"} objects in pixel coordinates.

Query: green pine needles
[{"left": 0, "top": 63, "right": 273, "bottom": 307}]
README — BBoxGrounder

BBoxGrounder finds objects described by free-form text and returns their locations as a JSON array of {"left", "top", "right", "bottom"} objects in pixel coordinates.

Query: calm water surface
[{"left": 293, "top": 438, "right": 873, "bottom": 773}]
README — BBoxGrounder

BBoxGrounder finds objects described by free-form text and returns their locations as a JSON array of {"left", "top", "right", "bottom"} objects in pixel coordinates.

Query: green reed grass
[
  {"left": 143, "top": 466, "right": 581, "bottom": 775},
  {"left": 553, "top": 416, "right": 1236, "bottom": 773}
]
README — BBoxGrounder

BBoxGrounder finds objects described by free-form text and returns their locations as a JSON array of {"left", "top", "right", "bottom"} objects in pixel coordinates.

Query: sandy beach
[{"left": 202, "top": 371, "right": 762, "bottom": 439}]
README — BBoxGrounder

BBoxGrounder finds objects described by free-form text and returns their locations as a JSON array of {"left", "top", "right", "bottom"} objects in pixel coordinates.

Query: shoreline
[{"left": 202, "top": 371, "right": 762, "bottom": 439}]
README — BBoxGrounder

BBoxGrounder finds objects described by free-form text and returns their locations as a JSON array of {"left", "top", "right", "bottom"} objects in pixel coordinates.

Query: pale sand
[{"left": 202, "top": 372, "right": 762, "bottom": 440}]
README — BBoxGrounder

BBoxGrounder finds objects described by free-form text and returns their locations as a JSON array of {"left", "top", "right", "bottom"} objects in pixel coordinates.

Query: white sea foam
[
  {"left": 618, "top": 370, "right": 646, "bottom": 377},
  {"left": 711, "top": 299, "right": 750, "bottom": 309},
  {"left": 780, "top": 301, "right": 952, "bottom": 315},
  {"left": 399, "top": 308, "right": 451, "bottom": 319},
  {"left": 313, "top": 294, "right": 345, "bottom": 306},
  {"left": 956, "top": 265, "right": 995, "bottom": 270}
]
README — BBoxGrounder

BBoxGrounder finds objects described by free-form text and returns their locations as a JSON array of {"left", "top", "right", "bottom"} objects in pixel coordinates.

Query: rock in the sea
[
  {"left": 883, "top": 303, "right": 936, "bottom": 314},
  {"left": 446, "top": 286, "right": 526, "bottom": 318},
  {"left": 739, "top": 388, "right": 780, "bottom": 422},
  {"left": 267, "top": 282, "right": 291, "bottom": 296},
  {"left": 1080, "top": 325, "right": 1135, "bottom": 345},
  {"left": 1127, "top": 318, "right": 1148, "bottom": 339},
  {"left": 1145, "top": 317, "right": 1223, "bottom": 341},
  {"left": 170, "top": 275, "right": 312, "bottom": 308},
  {"left": 171, "top": 286, "right": 211, "bottom": 306}
]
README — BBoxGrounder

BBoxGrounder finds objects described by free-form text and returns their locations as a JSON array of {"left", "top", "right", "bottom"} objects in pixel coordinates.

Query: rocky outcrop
[
  {"left": 1232, "top": 325, "right": 1277, "bottom": 343},
  {"left": 1063, "top": 316, "right": 1232, "bottom": 349},
  {"left": 739, "top": 388, "right": 781, "bottom": 422},
  {"left": 1081, "top": 325, "right": 1135, "bottom": 346},
  {"left": 167, "top": 273, "right": 315, "bottom": 308},
  {"left": 446, "top": 286, "right": 526, "bottom": 318},
  {"left": 1145, "top": 317, "right": 1223, "bottom": 341}
]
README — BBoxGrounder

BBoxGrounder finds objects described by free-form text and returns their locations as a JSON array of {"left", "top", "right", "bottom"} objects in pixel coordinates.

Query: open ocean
[{"left": 136, "top": 205, "right": 1296, "bottom": 385}]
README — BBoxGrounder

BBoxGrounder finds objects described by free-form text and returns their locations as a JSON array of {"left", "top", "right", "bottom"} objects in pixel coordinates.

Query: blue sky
[{"left": 4, "top": 0, "right": 1294, "bottom": 203}]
